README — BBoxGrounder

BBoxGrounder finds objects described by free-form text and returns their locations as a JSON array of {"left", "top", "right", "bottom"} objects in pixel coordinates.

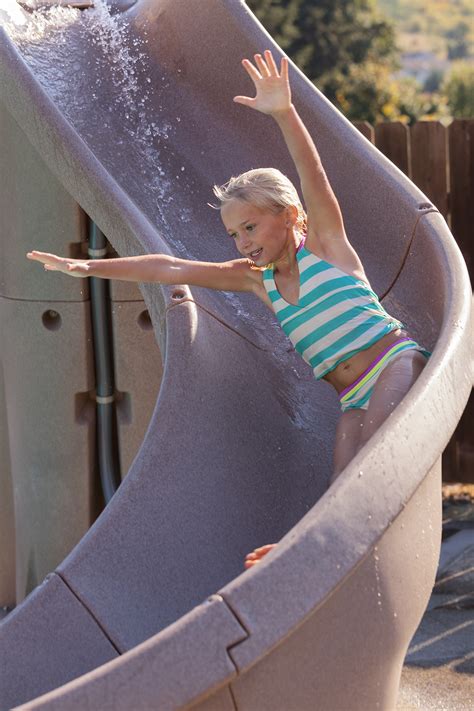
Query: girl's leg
[
  {"left": 330, "top": 408, "right": 365, "bottom": 484},
  {"left": 358, "top": 349, "right": 429, "bottom": 449}
]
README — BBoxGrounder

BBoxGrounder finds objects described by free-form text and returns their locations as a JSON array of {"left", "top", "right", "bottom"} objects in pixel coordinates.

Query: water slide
[{"left": 0, "top": 1, "right": 472, "bottom": 709}]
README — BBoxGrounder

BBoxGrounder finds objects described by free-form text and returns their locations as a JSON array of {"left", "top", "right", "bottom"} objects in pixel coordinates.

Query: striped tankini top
[{"left": 262, "top": 243, "right": 404, "bottom": 380}]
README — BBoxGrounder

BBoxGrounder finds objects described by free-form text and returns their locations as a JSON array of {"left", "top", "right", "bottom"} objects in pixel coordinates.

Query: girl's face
[{"left": 221, "top": 199, "right": 289, "bottom": 266}]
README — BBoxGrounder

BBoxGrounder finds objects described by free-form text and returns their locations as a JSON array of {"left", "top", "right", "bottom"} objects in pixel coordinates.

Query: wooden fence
[{"left": 354, "top": 119, "right": 473, "bottom": 483}]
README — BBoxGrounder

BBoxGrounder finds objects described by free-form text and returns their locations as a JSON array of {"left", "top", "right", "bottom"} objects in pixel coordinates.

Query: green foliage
[
  {"left": 378, "top": 0, "right": 474, "bottom": 61},
  {"left": 393, "top": 77, "right": 449, "bottom": 123},
  {"left": 246, "top": 0, "right": 400, "bottom": 122},
  {"left": 442, "top": 62, "right": 474, "bottom": 117},
  {"left": 423, "top": 69, "right": 444, "bottom": 92}
]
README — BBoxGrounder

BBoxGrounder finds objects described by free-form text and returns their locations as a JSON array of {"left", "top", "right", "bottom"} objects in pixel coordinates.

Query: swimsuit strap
[{"left": 296, "top": 234, "right": 306, "bottom": 254}]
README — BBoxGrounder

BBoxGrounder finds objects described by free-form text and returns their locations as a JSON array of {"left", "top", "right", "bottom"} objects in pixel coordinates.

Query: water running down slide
[{"left": 0, "top": 1, "right": 472, "bottom": 709}]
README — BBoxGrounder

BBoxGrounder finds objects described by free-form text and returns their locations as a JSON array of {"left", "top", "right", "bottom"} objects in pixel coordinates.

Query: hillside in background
[
  {"left": 378, "top": 0, "right": 473, "bottom": 87},
  {"left": 247, "top": 0, "right": 473, "bottom": 121}
]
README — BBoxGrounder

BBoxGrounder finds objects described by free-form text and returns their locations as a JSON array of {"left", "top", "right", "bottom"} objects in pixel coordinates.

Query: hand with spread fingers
[
  {"left": 26, "top": 250, "right": 92, "bottom": 278},
  {"left": 234, "top": 49, "right": 291, "bottom": 117},
  {"left": 244, "top": 543, "right": 277, "bottom": 569}
]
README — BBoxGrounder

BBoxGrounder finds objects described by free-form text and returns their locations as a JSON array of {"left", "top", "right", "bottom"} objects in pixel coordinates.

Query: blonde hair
[{"left": 211, "top": 168, "right": 307, "bottom": 234}]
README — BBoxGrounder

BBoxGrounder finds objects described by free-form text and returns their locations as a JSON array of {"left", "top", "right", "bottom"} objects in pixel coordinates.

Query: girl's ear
[{"left": 285, "top": 204, "right": 299, "bottom": 226}]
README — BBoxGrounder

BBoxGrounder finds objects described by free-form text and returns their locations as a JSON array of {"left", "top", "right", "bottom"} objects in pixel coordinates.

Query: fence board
[
  {"left": 353, "top": 121, "right": 374, "bottom": 144},
  {"left": 375, "top": 122, "right": 411, "bottom": 177},
  {"left": 352, "top": 118, "right": 473, "bottom": 483},
  {"left": 411, "top": 121, "right": 449, "bottom": 217},
  {"left": 449, "top": 119, "right": 474, "bottom": 279}
]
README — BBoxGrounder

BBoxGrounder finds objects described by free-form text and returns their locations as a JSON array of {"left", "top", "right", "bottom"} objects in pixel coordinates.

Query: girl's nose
[{"left": 239, "top": 235, "right": 251, "bottom": 250}]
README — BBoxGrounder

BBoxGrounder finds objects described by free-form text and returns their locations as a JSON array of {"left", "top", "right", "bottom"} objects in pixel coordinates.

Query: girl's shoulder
[
  {"left": 303, "top": 229, "right": 370, "bottom": 286},
  {"left": 245, "top": 263, "right": 274, "bottom": 309}
]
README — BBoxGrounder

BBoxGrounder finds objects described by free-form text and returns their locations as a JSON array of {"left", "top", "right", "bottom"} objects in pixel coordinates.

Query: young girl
[{"left": 27, "top": 50, "right": 430, "bottom": 569}]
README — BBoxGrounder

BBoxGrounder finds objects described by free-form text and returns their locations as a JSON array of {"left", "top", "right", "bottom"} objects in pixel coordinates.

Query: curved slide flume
[{"left": 0, "top": 1, "right": 472, "bottom": 709}]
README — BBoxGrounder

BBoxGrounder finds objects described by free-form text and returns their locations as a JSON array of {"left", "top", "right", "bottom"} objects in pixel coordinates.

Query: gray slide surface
[{"left": 0, "top": 1, "right": 472, "bottom": 709}]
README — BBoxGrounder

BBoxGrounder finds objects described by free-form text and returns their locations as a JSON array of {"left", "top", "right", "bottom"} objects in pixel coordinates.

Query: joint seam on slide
[
  {"left": 380, "top": 208, "right": 440, "bottom": 302},
  {"left": 228, "top": 682, "right": 240, "bottom": 711},
  {"left": 213, "top": 594, "right": 251, "bottom": 710},
  {"left": 53, "top": 572, "right": 121, "bottom": 655},
  {"left": 215, "top": 593, "right": 251, "bottom": 663}
]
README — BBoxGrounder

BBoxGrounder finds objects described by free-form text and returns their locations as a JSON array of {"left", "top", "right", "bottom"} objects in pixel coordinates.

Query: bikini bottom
[{"left": 338, "top": 337, "right": 431, "bottom": 412}]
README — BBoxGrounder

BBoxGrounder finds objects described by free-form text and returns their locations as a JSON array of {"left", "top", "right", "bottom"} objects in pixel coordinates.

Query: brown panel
[
  {"left": 1, "top": 298, "right": 97, "bottom": 602},
  {"left": 443, "top": 391, "right": 474, "bottom": 484},
  {"left": 411, "top": 121, "right": 449, "bottom": 217},
  {"left": 110, "top": 301, "right": 163, "bottom": 478},
  {"left": 0, "top": 103, "right": 89, "bottom": 302},
  {"left": 449, "top": 119, "right": 474, "bottom": 279},
  {"left": 375, "top": 121, "right": 411, "bottom": 177},
  {"left": 0, "top": 359, "right": 15, "bottom": 608}
]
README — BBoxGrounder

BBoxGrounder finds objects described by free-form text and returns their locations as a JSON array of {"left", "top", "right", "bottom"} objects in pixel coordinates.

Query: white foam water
[
  {"left": 0, "top": 0, "right": 264, "bottom": 335},
  {"left": 1, "top": 0, "right": 177, "bottom": 224}
]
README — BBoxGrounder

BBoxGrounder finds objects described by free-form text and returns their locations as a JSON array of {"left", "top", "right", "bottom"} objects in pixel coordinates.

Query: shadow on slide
[{"left": 0, "top": 1, "right": 472, "bottom": 709}]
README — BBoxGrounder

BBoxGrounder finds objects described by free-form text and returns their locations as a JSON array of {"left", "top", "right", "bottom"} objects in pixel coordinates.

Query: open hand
[
  {"left": 234, "top": 49, "right": 291, "bottom": 116},
  {"left": 244, "top": 543, "right": 277, "bottom": 569},
  {"left": 26, "top": 250, "right": 91, "bottom": 278}
]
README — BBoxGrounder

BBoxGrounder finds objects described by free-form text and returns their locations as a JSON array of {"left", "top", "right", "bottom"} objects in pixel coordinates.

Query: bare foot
[{"left": 244, "top": 543, "right": 277, "bottom": 569}]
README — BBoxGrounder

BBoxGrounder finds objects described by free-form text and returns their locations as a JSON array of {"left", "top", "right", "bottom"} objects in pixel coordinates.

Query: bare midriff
[{"left": 322, "top": 328, "right": 407, "bottom": 394}]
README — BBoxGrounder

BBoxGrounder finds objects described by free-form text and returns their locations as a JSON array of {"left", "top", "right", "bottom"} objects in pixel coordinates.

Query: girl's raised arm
[
  {"left": 26, "top": 251, "right": 259, "bottom": 293},
  {"left": 234, "top": 50, "right": 347, "bottom": 249}
]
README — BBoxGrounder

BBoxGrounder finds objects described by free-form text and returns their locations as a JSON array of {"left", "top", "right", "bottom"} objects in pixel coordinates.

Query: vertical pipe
[{"left": 88, "top": 220, "right": 121, "bottom": 502}]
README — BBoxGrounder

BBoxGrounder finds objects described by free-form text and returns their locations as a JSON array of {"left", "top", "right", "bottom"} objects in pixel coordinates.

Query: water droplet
[
  {"left": 393, "top": 612, "right": 398, "bottom": 618},
  {"left": 358, "top": 470, "right": 363, "bottom": 477}
]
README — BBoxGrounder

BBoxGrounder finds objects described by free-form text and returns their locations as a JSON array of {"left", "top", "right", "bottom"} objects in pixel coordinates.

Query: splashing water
[
  {"left": 373, "top": 545, "right": 383, "bottom": 611},
  {"left": 0, "top": 0, "right": 29, "bottom": 25},
  {"left": 1, "top": 0, "right": 81, "bottom": 40},
  {"left": 0, "top": 0, "right": 178, "bottom": 228},
  {"left": 1, "top": 0, "right": 270, "bottom": 339}
]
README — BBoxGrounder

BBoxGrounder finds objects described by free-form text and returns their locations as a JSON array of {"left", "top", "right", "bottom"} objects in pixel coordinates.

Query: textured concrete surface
[{"left": 398, "top": 496, "right": 474, "bottom": 710}]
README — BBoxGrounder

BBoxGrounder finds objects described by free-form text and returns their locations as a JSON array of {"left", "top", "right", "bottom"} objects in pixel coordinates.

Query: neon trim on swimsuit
[{"left": 339, "top": 337, "right": 416, "bottom": 402}]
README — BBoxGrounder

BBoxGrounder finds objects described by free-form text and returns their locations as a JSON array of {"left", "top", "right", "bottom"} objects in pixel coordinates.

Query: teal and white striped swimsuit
[
  {"left": 263, "top": 242, "right": 430, "bottom": 410},
  {"left": 263, "top": 243, "right": 406, "bottom": 382}
]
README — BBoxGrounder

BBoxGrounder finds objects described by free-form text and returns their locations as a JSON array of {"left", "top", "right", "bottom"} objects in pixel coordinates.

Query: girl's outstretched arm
[
  {"left": 26, "top": 251, "right": 259, "bottom": 293},
  {"left": 235, "top": 50, "right": 347, "bottom": 248}
]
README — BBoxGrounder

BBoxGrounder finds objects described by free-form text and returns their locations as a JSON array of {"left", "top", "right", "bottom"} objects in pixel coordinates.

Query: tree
[
  {"left": 442, "top": 62, "right": 474, "bottom": 118},
  {"left": 246, "top": 0, "right": 400, "bottom": 121}
]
